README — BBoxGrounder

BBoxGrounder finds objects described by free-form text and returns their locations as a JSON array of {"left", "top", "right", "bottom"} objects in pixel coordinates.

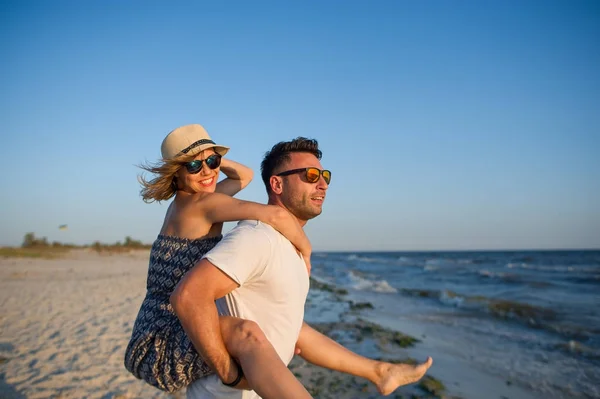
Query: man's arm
[{"left": 170, "top": 259, "right": 240, "bottom": 383}]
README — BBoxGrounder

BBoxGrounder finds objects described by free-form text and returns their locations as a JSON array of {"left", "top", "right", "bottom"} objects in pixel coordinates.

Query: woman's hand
[
  {"left": 268, "top": 207, "right": 312, "bottom": 265},
  {"left": 215, "top": 158, "right": 254, "bottom": 197}
]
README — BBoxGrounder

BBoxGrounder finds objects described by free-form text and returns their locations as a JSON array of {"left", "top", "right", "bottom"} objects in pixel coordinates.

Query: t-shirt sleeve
[{"left": 203, "top": 222, "right": 272, "bottom": 286}]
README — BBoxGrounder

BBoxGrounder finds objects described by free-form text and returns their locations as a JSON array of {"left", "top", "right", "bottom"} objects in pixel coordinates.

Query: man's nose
[{"left": 316, "top": 174, "right": 328, "bottom": 190}]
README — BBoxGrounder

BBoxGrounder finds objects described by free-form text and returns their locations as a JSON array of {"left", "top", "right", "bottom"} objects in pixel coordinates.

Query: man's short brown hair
[{"left": 260, "top": 137, "right": 322, "bottom": 193}]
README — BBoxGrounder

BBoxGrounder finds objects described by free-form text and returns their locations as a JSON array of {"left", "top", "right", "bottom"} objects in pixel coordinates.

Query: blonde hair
[{"left": 138, "top": 153, "right": 196, "bottom": 203}]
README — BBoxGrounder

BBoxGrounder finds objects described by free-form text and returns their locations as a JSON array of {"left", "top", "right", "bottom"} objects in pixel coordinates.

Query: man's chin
[
  {"left": 294, "top": 204, "right": 323, "bottom": 221},
  {"left": 307, "top": 208, "right": 323, "bottom": 220}
]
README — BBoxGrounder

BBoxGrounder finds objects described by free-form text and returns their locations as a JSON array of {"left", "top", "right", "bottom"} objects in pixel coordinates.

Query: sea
[{"left": 310, "top": 250, "right": 600, "bottom": 399}]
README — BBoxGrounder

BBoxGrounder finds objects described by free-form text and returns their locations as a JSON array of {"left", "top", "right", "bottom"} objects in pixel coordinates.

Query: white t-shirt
[{"left": 186, "top": 220, "right": 310, "bottom": 399}]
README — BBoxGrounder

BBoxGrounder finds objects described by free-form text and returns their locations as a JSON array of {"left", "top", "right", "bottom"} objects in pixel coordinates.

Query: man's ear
[{"left": 270, "top": 176, "right": 283, "bottom": 195}]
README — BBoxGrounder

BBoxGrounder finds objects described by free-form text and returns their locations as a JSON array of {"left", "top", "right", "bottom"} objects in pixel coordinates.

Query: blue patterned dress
[{"left": 124, "top": 234, "right": 222, "bottom": 392}]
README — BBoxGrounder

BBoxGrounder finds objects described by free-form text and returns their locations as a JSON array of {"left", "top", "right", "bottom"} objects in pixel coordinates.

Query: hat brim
[{"left": 185, "top": 144, "right": 230, "bottom": 158}]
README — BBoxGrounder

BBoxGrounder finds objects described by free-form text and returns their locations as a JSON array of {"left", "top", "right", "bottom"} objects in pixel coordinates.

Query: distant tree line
[{"left": 21, "top": 233, "right": 151, "bottom": 251}]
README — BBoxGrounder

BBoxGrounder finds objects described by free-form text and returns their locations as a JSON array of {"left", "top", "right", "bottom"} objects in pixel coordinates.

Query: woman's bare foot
[{"left": 375, "top": 357, "right": 433, "bottom": 395}]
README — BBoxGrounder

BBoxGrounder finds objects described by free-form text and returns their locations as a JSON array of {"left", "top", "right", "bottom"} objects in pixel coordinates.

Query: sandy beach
[
  {"left": 0, "top": 250, "right": 173, "bottom": 399},
  {"left": 0, "top": 250, "right": 552, "bottom": 399}
]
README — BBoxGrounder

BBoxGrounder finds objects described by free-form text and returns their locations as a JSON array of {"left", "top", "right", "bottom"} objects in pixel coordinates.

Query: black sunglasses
[
  {"left": 276, "top": 167, "right": 331, "bottom": 184},
  {"left": 184, "top": 154, "right": 222, "bottom": 174}
]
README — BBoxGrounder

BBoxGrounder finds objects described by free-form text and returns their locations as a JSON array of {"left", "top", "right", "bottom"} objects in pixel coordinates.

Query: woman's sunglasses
[
  {"left": 184, "top": 154, "right": 222, "bottom": 174},
  {"left": 276, "top": 167, "right": 331, "bottom": 184}
]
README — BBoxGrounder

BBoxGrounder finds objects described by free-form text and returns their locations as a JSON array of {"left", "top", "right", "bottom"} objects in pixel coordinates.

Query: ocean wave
[
  {"left": 421, "top": 259, "right": 447, "bottom": 272},
  {"left": 506, "top": 263, "right": 600, "bottom": 273},
  {"left": 345, "top": 254, "right": 421, "bottom": 267},
  {"left": 478, "top": 269, "right": 521, "bottom": 283},
  {"left": 423, "top": 258, "right": 472, "bottom": 271},
  {"left": 439, "top": 290, "right": 465, "bottom": 306},
  {"left": 347, "top": 270, "right": 398, "bottom": 293},
  {"left": 398, "top": 288, "right": 592, "bottom": 338},
  {"left": 346, "top": 254, "right": 389, "bottom": 264},
  {"left": 506, "top": 262, "right": 530, "bottom": 270},
  {"left": 479, "top": 269, "right": 502, "bottom": 278}
]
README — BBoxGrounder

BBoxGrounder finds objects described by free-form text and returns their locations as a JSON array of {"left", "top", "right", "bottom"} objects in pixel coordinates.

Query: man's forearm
[{"left": 170, "top": 289, "right": 234, "bottom": 382}]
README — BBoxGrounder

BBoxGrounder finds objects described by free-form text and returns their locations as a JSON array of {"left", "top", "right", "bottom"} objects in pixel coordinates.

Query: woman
[{"left": 124, "top": 124, "right": 313, "bottom": 398}]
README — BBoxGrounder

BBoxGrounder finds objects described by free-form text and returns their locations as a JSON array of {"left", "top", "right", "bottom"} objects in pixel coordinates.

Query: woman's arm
[
  {"left": 195, "top": 193, "right": 312, "bottom": 260},
  {"left": 215, "top": 158, "right": 254, "bottom": 197}
]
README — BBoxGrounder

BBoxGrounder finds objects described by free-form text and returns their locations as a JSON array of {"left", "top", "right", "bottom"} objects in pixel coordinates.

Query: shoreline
[{"left": 303, "top": 277, "right": 546, "bottom": 399}]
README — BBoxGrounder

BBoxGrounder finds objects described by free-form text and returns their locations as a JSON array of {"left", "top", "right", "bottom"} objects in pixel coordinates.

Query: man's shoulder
[
  {"left": 233, "top": 221, "right": 297, "bottom": 258},
  {"left": 232, "top": 220, "right": 278, "bottom": 236},
  {"left": 222, "top": 220, "right": 278, "bottom": 245}
]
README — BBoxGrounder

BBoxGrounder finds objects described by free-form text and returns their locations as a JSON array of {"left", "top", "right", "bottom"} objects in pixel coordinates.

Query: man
[{"left": 171, "top": 137, "right": 432, "bottom": 398}]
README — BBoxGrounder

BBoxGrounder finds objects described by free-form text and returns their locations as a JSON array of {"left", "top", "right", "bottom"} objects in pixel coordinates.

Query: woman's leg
[
  {"left": 219, "top": 316, "right": 312, "bottom": 399},
  {"left": 296, "top": 322, "right": 433, "bottom": 395}
]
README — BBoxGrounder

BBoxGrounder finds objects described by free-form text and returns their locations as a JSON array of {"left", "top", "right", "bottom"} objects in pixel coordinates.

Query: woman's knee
[
  {"left": 225, "top": 319, "right": 269, "bottom": 354},
  {"left": 235, "top": 319, "right": 267, "bottom": 343}
]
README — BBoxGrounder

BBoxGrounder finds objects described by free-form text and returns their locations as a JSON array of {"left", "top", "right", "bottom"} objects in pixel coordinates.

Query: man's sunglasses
[
  {"left": 184, "top": 154, "right": 222, "bottom": 174},
  {"left": 276, "top": 167, "right": 331, "bottom": 184}
]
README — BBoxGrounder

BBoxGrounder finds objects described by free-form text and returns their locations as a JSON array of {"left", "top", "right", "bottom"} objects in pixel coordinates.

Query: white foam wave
[
  {"left": 347, "top": 270, "right": 398, "bottom": 293},
  {"left": 424, "top": 258, "right": 465, "bottom": 269},
  {"left": 479, "top": 269, "right": 513, "bottom": 279},
  {"left": 346, "top": 254, "right": 388, "bottom": 264},
  {"left": 506, "top": 263, "right": 594, "bottom": 273},
  {"left": 439, "top": 290, "right": 465, "bottom": 306}
]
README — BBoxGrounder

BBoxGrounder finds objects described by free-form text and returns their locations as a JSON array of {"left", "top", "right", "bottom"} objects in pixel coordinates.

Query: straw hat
[{"left": 161, "top": 124, "right": 230, "bottom": 160}]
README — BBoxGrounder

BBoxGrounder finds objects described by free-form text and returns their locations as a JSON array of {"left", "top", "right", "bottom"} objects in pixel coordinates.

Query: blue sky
[{"left": 1, "top": 1, "right": 598, "bottom": 251}]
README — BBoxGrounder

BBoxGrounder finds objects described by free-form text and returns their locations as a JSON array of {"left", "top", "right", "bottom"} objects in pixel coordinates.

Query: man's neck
[{"left": 267, "top": 198, "right": 307, "bottom": 227}]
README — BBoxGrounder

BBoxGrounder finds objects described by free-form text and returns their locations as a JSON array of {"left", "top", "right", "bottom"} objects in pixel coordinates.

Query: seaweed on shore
[
  {"left": 418, "top": 375, "right": 446, "bottom": 397},
  {"left": 309, "top": 277, "right": 349, "bottom": 296},
  {"left": 311, "top": 318, "right": 420, "bottom": 349},
  {"left": 401, "top": 288, "right": 439, "bottom": 298},
  {"left": 488, "top": 300, "right": 556, "bottom": 323},
  {"left": 357, "top": 319, "right": 420, "bottom": 348},
  {"left": 349, "top": 301, "right": 375, "bottom": 311}
]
